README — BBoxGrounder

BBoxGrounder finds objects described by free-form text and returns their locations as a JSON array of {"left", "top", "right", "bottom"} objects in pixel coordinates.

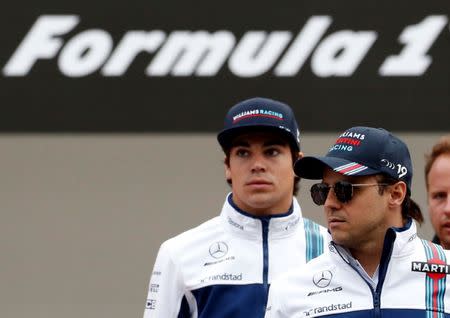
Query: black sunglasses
[{"left": 310, "top": 181, "right": 389, "bottom": 205}]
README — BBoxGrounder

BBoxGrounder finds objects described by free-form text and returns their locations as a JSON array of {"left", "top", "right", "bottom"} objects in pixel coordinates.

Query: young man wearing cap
[
  {"left": 143, "top": 97, "right": 328, "bottom": 317},
  {"left": 266, "top": 126, "right": 450, "bottom": 317}
]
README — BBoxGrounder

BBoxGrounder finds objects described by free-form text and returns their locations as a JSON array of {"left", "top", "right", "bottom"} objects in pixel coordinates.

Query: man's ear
[
  {"left": 297, "top": 151, "right": 304, "bottom": 160},
  {"left": 225, "top": 156, "right": 231, "bottom": 180},
  {"left": 388, "top": 181, "right": 407, "bottom": 208}
]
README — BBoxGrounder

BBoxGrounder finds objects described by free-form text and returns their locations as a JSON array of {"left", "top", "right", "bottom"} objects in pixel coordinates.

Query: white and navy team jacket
[
  {"left": 144, "top": 194, "right": 329, "bottom": 318},
  {"left": 266, "top": 218, "right": 450, "bottom": 318}
]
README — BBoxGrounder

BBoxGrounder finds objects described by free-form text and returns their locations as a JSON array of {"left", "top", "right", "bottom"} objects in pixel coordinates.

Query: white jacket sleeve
[{"left": 143, "top": 241, "right": 188, "bottom": 318}]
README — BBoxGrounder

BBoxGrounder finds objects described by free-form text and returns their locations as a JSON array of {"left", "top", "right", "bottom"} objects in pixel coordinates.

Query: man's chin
[
  {"left": 330, "top": 233, "right": 349, "bottom": 246},
  {"left": 244, "top": 195, "right": 277, "bottom": 211}
]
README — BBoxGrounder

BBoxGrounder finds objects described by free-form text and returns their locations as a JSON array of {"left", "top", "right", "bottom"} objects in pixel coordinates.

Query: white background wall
[{"left": 0, "top": 133, "right": 445, "bottom": 318}]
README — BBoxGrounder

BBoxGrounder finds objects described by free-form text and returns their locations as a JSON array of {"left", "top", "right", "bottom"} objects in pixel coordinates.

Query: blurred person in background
[
  {"left": 425, "top": 135, "right": 450, "bottom": 249},
  {"left": 143, "top": 97, "right": 329, "bottom": 317}
]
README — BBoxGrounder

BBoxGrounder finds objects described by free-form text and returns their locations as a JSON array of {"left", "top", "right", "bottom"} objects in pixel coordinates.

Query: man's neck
[
  {"left": 349, "top": 244, "right": 383, "bottom": 277},
  {"left": 351, "top": 216, "right": 406, "bottom": 276},
  {"left": 228, "top": 194, "right": 293, "bottom": 217}
]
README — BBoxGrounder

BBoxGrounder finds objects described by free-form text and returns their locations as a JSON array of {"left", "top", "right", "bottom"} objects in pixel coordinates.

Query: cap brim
[
  {"left": 217, "top": 125, "right": 299, "bottom": 151},
  {"left": 294, "top": 156, "right": 379, "bottom": 179}
]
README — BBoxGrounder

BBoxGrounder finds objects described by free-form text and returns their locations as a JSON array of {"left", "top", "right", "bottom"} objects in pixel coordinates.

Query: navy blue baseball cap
[
  {"left": 217, "top": 97, "right": 301, "bottom": 151},
  {"left": 294, "top": 126, "right": 413, "bottom": 193}
]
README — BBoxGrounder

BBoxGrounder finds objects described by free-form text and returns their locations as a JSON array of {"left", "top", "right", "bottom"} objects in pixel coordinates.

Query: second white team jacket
[{"left": 144, "top": 194, "right": 329, "bottom": 317}]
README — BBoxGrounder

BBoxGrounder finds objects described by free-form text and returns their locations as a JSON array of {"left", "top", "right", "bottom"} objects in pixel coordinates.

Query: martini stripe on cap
[
  {"left": 335, "top": 163, "right": 362, "bottom": 173},
  {"left": 334, "top": 162, "right": 360, "bottom": 171},
  {"left": 343, "top": 166, "right": 368, "bottom": 175}
]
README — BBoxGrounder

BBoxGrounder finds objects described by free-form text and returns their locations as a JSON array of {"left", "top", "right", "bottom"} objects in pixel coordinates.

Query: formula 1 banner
[{"left": 1, "top": 0, "right": 449, "bottom": 132}]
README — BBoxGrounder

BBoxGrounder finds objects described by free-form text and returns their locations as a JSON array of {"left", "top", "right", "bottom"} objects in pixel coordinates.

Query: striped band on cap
[{"left": 334, "top": 162, "right": 368, "bottom": 175}]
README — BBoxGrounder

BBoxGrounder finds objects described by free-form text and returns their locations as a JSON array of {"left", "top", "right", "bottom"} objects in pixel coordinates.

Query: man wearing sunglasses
[
  {"left": 265, "top": 126, "right": 450, "bottom": 317},
  {"left": 144, "top": 97, "right": 328, "bottom": 318}
]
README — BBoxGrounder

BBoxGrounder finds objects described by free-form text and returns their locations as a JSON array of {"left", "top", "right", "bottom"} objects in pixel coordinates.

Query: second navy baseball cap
[
  {"left": 217, "top": 97, "right": 301, "bottom": 151},
  {"left": 294, "top": 126, "right": 413, "bottom": 193}
]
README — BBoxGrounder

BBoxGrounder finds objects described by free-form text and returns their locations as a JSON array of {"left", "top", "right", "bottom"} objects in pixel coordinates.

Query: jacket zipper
[
  {"left": 333, "top": 239, "right": 394, "bottom": 318},
  {"left": 342, "top": 259, "right": 381, "bottom": 318},
  {"left": 261, "top": 218, "right": 270, "bottom": 291},
  {"left": 333, "top": 227, "right": 397, "bottom": 318}
]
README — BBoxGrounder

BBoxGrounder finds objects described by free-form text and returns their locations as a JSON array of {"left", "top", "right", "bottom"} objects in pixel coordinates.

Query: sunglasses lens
[
  {"left": 334, "top": 181, "right": 353, "bottom": 203},
  {"left": 310, "top": 183, "right": 329, "bottom": 205}
]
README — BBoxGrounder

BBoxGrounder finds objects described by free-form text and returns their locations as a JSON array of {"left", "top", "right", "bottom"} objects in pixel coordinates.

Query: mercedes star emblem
[
  {"left": 313, "top": 270, "right": 333, "bottom": 288},
  {"left": 209, "top": 241, "right": 229, "bottom": 259}
]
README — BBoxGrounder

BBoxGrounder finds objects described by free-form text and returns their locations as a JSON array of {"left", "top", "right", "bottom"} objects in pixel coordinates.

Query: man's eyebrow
[
  {"left": 231, "top": 140, "right": 250, "bottom": 148},
  {"left": 263, "top": 139, "right": 287, "bottom": 147},
  {"left": 231, "top": 138, "right": 287, "bottom": 148},
  {"left": 430, "top": 189, "right": 446, "bottom": 194}
]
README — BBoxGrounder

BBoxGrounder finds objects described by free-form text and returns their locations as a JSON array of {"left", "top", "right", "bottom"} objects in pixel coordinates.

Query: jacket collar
[
  {"left": 220, "top": 193, "right": 303, "bottom": 239},
  {"left": 389, "top": 218, "right": 418, "bottom": 258}
]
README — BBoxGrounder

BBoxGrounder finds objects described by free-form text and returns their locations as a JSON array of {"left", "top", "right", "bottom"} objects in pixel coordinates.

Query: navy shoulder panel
[{"left": 192, "top": 284, "right": 267, "bottom": 317}]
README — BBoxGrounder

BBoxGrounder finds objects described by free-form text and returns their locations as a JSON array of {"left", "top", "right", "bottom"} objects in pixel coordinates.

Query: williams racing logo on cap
[
  {"left": 232, "top": 109, "right": 284, "bottom": 123},
  {"left": 329, "top": 131, "right": 365, "bottom": 153}
]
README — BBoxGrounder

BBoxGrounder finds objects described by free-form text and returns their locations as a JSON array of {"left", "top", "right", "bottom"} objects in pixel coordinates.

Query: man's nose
[
  {"left": 250, "top": 153, "right": 266, "bottom": 173},
  {"left": 324, "top": 187, "right": 341, "bottom": 210}
]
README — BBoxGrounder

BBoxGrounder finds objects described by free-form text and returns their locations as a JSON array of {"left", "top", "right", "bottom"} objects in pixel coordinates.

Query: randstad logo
[{"left": 200, "top": 273, "right": 243, "bottom": 283}]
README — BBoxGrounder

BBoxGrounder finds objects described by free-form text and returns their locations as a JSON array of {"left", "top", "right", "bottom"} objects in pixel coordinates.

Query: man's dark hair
[{"left": 376, "top": 174, "right": 423, "bottom": 225}]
